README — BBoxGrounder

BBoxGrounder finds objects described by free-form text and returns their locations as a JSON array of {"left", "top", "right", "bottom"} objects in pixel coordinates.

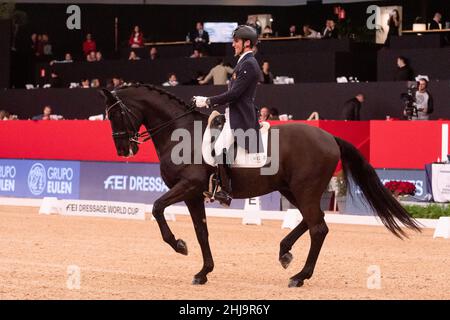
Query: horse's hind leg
[
  {"left": 278, "top": 190, "right": 309, "bottom": 269},
  {"left": 185, "top": 198, "right": 214, "bottom": 285},
  {"left": 289, "top": 200, "right": 328, "bottom": 288}
]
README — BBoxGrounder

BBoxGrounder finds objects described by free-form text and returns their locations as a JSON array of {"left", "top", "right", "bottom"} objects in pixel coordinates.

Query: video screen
[{"left": 204, "top": 22, "right": 238, "bottom": 43}]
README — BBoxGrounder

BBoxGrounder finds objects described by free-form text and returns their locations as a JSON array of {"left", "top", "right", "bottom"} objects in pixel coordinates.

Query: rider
[{"left": 193, "top": 25, "right": 262, "bottom": 206}]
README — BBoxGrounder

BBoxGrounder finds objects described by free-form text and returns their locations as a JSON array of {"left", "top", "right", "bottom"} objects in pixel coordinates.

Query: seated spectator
[
  {"left": 162, "top": 73, "right": 179, "bottom": 87},
  {"left": 260, "top": 61, "right": 274, "bottom": 84},
  {"left": 0, "top": 110, "right": 10, "bottom": 120},
  {"left": 149, "top": 46, "right": 159, "bottom": 60},
  {"left": 190, "top": 49, "right": 203, "bottom": 58},
  {"left": 82, "top": 33, "right": 97, "bottom": 56},
  {"left": 110, "top": 76, "right": 124, "bottom": 90},
  {"left": 288, "top": 25, "right": 298, "bottom": 37},
  {"left": 80, "top": 78, "right": 90, "bottom": 88},
  {"left": 129, "top": 25, "right": 144, "bottom": 48},
  {"left": 32, "top": 105, "right": 53, "bottom": 120},
  {"left": 302, "top": 24, "right": 319, "bottom": 39},
  {"left": 189, "top": 22, "right": 209, "bottom": 56},
  {"left": 394, "top": 56, "right": 414, "bottom": 81},
  {"left": 86, "top": 51, "right": 97, "bottom": 62},
  {"left": 128, "top": 50, "right": 141, "bottom": 60},
  {"left": 91, "top": 78, "right": 100, "bottom": 88},
  {"left": 199, "top": 59, "right": 233, "bottom": 85},
  {"left": 322, "top": 20, "right": 338, "bottom": 39},
  {"left": 269, "top": 107, "right": 280, "bottom": 120},
  {"left": 183, "top": 71, "right": 205, "bottom": 85},
  {"left": 95, "top": 51, "right": 103, "bottom": 62},
  {"left": 429, "top": 12, "right": 442, "bottom": 30},
  {"left": 50, "top": 52, "right": 73, "bottom": 65},
  {"left": 261, "top": 25, "right": 273, "bottom": 38},
  {"left": 49, "top": 70, "right": 63, "bottom": 88},
  {"left": 259, "top": 106, "right": 271, "bottom": 121}
]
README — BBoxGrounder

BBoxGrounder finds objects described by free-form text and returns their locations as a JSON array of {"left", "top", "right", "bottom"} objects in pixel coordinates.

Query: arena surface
[{"left": 0, "top": 205, "right": 449, "bottom": 300}]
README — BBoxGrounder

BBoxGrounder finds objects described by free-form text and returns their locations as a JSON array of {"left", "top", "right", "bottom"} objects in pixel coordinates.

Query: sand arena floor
[{"left": 0, "top": 205, "right": 449, "bottom": 300}]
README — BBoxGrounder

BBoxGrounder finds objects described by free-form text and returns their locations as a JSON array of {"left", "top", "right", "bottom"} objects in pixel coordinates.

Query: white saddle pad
[{"left": 202, "top": 111, "right": 270, "bottom": 168}]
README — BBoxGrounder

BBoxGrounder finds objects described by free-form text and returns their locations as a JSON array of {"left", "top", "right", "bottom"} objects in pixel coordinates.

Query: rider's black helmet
[{"left": 232, "top": 25, "right": 258, "bottom": 47}]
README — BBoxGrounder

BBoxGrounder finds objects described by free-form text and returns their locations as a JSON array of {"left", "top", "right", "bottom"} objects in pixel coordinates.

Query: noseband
[{"left": 106, "top": 91, "right": 196, "bottom": 144}]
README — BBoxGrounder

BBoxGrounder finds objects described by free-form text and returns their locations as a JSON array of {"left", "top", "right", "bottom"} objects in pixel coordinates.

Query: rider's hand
[{"left": 194, "top": 96, "right": 209, "bottom": 108}]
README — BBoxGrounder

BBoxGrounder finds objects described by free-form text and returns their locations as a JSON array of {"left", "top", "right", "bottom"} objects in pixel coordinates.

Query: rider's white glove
[{"left": 194, "top": 96, "right": 209, "bottom": 108}]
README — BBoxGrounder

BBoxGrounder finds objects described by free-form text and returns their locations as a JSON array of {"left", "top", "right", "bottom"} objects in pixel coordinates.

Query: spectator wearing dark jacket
[
  {"left": 342, "top": 94, "right": 364, "bottom": 120},
  {"left": 394, "top": 56, "right": 414, "bottom": 81}
]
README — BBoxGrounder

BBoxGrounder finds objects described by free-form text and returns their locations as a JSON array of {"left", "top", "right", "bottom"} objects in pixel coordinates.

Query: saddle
[{"left": 202, "top": 111, "right": 271, "bottom": 168}]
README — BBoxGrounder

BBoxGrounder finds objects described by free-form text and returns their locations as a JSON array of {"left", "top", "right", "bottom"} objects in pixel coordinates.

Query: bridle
[{"left": 105, "top": 91, "right": 196, "bottom": 144}]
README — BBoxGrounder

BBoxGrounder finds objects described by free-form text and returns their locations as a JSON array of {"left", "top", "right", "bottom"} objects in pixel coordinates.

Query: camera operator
[{"left": 403, "top": 78, "right": 434, "bottom": 120}]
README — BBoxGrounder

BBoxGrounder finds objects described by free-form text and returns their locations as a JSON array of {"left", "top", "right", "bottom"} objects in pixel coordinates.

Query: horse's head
[{"left": 100, "top": 88, "right": 141, "bottom": 157}]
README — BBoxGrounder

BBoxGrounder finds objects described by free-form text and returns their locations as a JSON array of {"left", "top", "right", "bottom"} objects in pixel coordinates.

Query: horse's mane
[{"left": 118, "top": 83, "right": 191, "bottom": 110}]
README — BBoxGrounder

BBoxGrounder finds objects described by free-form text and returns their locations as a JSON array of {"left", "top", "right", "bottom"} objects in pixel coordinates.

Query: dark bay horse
[{"left": 100, "top": 84, "right": 420, "bottom": 287}]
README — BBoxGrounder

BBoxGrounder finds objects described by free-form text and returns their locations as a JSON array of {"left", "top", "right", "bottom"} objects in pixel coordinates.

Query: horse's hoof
[
  {"left": 192, "top": 276, "right": 208, "bottom": 285},
  {"left": 279, "top": 252, "right": 293, "bottom": 269},
  {"left": 176, "top": 239, "right": 188, "bottom": 255},
  {"left": 288, "top": 278, "right": 304, "bottom": 288}
]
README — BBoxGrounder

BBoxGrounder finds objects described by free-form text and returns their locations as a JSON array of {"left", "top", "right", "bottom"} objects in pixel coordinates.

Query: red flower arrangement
[{"left": 384, "top": 180, "right": 416, "bottom": 196}]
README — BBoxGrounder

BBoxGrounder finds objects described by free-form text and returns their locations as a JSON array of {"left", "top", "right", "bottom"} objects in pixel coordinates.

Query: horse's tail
[{"left": 334, "top": 137, "right": 421, "bottom": 238}]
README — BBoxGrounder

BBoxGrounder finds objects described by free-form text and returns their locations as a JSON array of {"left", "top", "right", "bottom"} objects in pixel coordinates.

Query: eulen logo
[{"left": 28, "top": 163, "right": 46, "bottom": 195}]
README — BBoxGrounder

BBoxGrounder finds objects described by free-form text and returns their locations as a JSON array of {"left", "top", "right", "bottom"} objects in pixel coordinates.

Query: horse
[{"left": 100, "top": 84, "right": 421, "bottom": 287}]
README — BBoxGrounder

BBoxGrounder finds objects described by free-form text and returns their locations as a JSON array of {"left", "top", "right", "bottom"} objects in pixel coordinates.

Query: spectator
[
  {"left": 261, "top": 25, "right": 273, "bottom": 38},
  {"left": 129, "top": 25, "right": 144, "bottom": 48},
  {"left": 189, "top": 22, "right": 209, "bottom": 55},
  {"left": 385, "top": 9, "right": 400, "bottom": 46},
  {"left": 110, "top": 76, "right": 124, "bottom": 90},
  {"left": 86, "top": 51, "right": 96, "bottom": 62},
  {"left": 429, "top": 12, "right": 442, "bottom": 30},
  {"left": 322, "top": 20, "right": 338, "bottom": 39},
  {"left": 190, "top": 49, "right": 203, "bottom": 58},
  {"left": 260, "top": 61, "right": 274, "bottom": 84},
  {"left": 303, "top": 24, "right": 319, "bottom": 39},
  {"left": 82, "top": 33, "right": 97, "bottom": 56},
  {"left": 41, "top": 34, "right": 52, "bottom": 57},
  {"left": 30, "top": 33, "right": 38, "bottom": 56},
  {"left": 269, "top": 107, "right": 280, "bottom": 120},
  {"left": 394, "top": 56, "right": 414, "bottom": 81},
  {"left": 199, "top": 59, "right": 233, "bottom": 85},
  {"left": 50, "top": 52, "right": 73, "bottom": 65},
  {"left": 405, "top": 78, "right": 434, "bottom": 120},
  {"left": 149, "top": 46, "right": 159, "bottom": 60},
  {"left": 288, "top": 25, "right": 298, "bottom": 37},
  {"left": 342, "top": 93, "right": 364, "bottom": 120},
  {"left": 128, "top": 50, "right": 141, "bottom": 60},
  {"left": 184, "top": 71, "right": 205, "bottom": 85},
  {"left": 95, "top": 51, "right": 103, "bottom": 62},
  {"left": 32, "top": 105, "right": 53, "bottom": 120},
  {"left": 49, "top": 70, "right": 63, "bottom": 88},
  {"left": 259, "top": 106, "right": 271, "bottom": 121},
  {"left": 91, "top": 78, "right": 101, "bottom": 88},
  {"left": 0, "top": 110, "right": 10, "bottom": 120},
  {"left": 80, "top": 78, "right": 90, "bottom": 88},
  {"left": 162, "top": 73, "right": 179, "bottom": 87}
]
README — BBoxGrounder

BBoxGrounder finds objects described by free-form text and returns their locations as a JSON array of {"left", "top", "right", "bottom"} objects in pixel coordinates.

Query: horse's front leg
[
  {"left": 152, "top": 180, "right": 197, "bottom": 255},
  {"left": 185, "top": 198, "right": 214, "bottom": 285}
]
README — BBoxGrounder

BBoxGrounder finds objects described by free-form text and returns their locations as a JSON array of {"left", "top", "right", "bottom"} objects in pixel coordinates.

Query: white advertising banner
[
  {"left": 431, "top": 163, "right": 450, "bottom": 203},
  {"left": 61, "top": 199, "right": 146, "bottom": 220}
]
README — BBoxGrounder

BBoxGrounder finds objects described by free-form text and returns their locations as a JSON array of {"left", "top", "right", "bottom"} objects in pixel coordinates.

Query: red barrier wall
[{"left": 4, "top": 120, "right": 445, "bottom": 170}]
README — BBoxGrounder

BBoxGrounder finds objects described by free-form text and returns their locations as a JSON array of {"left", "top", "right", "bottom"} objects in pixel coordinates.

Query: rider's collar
[{"left": 237, "top": 50, "right": 253, "bottom": 64}]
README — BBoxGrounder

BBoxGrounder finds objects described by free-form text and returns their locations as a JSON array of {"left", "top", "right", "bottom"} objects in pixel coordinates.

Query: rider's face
[{"left": 232, "top": 38, "right": 244, "bottom": 56}]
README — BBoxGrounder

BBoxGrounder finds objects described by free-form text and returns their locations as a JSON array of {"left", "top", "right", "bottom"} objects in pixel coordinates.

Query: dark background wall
[
  {"left": 1, "top": 81, "right": 448, "bottom": 121},
  {"left": 0, "top": 20, "right": 11, "bottom": 89}
]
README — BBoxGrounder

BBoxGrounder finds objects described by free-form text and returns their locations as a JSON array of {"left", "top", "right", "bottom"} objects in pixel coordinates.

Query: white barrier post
[
  {"left": 281, "top": 209, "right": 302, "bottom": 229},
  {"left": 242, "top": 197, "right": 262, "bottom": 225},
  {"left": 433, "top": 217, "right": 450, "bottom": 239},
  {"left": 441, "top": 124, "right": 448, "bottom": 162},
  {"left": 39, "top": 197, "right": 60, "bottom": 215}
]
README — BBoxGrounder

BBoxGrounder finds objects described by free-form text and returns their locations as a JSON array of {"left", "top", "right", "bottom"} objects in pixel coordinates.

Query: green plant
[{"left": 403, "top": 204, "right": 450, "bottom": 219}]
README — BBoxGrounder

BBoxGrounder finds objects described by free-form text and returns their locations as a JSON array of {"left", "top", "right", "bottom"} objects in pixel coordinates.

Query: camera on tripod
[{"left": 400, "top": 83, "right": 417, "bottom": 120}]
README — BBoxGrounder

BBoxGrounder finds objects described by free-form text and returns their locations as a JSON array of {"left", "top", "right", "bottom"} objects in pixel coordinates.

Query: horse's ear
[{"left": 99, "top": 88, "right": 115, "bottom": 103}]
